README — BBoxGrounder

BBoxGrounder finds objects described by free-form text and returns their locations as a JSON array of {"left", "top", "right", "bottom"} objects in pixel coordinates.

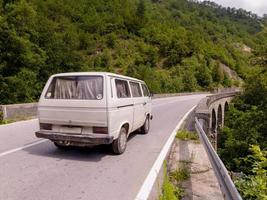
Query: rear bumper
[{"left": 35, "top": 130, "right": 114, "bottom": 145}]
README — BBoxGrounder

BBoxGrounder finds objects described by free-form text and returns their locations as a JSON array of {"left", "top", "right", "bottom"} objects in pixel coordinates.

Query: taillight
[
  {"left": 93, "top": 127, "right": 108, "bottom": 134},
  {"left": 40, "top": 123, "right": 52, "bottom": 130}
]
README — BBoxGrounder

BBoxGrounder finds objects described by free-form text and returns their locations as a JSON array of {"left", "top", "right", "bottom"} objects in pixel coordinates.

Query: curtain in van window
[
  {"left": 116, "top": 80, "right": 130, "bottom": 98},
  {"left": 130, "top": 82, "right": 142, "bottom": 97},
  {"left": 54, "top": 78, "right": 76, "bottom": 99},
  {"left": 53, "top": 76, "right": 103, "bottom": 99},
  {"left": 76, "top": 77, "right": 103, "bottom": 99}
]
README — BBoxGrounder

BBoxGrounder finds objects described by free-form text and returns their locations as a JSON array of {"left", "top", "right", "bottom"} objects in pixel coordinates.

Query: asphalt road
[{"left": 0, "top": 94, "right": 206, "bottom": 200}]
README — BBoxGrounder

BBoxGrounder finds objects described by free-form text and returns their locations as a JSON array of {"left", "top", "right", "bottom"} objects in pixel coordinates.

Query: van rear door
[{"left": 38, "top": 75, "right": 107, "bottom": 127}]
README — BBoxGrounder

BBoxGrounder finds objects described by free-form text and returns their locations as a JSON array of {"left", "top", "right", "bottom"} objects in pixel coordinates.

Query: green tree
[
  {"left": 136, "top": 0, "right": 145, "bottom": 19},
  {"left": 3, "top": 68, "right": 40, "bottom": 103},
  {"left": 0, "top": 0, "right": 265, "bottom": 104},
  {"left": 235, "top": 145, "right": 267, "bottom": 200}
]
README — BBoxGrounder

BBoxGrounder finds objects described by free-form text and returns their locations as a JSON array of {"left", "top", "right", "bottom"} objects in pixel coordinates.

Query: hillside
[{"left": 0, "top": 0, "right": 266, "bottom": 104}]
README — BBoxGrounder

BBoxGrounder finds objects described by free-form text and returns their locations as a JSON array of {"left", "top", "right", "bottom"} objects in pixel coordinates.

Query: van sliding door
[
  {"left": 108, "top": 78, "right": 134, "bottom": 135},
  {"left": 130, "top": 82, "right": 146, "bottom": 130}
]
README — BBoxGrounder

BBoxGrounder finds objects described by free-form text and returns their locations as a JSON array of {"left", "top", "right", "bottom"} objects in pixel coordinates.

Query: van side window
[
  {"left": 130, "top": 82, "right": 142, "bottom": 97},
  {"left": 141, "top": 84, "right": 150, "bottom": 97},
  {"left": 115, "top": 79, "right": 131, "bottom": 98}
]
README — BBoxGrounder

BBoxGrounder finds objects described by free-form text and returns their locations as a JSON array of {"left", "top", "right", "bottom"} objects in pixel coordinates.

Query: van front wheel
[
  {"left": 112, "top": 127, "right": 127, "bottom": 154},
  {"left": 141, "top": 116, "right": 150, "bottom": 134}
]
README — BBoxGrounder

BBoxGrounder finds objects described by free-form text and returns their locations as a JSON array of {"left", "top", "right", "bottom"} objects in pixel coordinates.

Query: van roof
[{"left": 52, "top": 72, "right": 145, "bottom": 83}]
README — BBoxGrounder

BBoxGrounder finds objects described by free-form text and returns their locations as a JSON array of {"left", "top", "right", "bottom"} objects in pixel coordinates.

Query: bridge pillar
[{"left": 209, "top": 109, "right": 217, "bottom": 150}]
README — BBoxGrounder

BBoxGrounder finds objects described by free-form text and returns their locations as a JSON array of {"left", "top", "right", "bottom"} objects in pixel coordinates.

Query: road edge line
[
  {"left": 0, "top": 139, "right": 47, "bottom": 157},
  {"left": 135, "top": 105, "right": 196, "bottom": 200}
]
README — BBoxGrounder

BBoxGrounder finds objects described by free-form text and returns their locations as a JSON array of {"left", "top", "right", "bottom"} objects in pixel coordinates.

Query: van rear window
[{"left": 45, "top": 76, "right": 103, "bottom": 100}]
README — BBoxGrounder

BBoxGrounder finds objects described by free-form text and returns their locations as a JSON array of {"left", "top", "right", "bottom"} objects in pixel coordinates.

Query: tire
[
  {"left": 140, "top": 116, "right": 150, "bottom": 134},
  {"left": 112, "top": 127, "right": 128, "bottom": 154}
]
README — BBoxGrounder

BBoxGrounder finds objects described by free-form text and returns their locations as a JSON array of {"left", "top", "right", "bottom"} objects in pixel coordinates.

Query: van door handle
[{"left": 143, "top": 102, "right": 147, "bottom": 106}]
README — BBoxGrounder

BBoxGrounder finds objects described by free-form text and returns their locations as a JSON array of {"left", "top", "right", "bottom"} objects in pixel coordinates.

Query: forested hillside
[
  {"left": 0, "top": 0, "right": 266, "bottom": 104},
  {"left": 218, "top": 28, "right": 267, "bottom": 199}
]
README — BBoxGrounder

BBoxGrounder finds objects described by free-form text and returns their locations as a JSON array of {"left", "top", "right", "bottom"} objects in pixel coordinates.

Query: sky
[{"left": 199, "top": 0, "right": 267, "bottom": 16}]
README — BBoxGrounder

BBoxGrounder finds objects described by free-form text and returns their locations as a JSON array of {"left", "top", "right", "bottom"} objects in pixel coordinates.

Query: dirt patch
[{"left": 169, "top": 140, "right": 223, "bottom": 200}]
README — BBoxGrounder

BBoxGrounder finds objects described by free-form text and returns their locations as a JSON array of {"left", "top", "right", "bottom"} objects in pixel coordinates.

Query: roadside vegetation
[
  {"left": 234, "top": 145, "right": 267, "bottom": 200},
  {"left": 218, "top": 31, "right": 267, "bottom": 199},
  {"left": 159, "top": 130, "right": 197, "bottom": 199},
  {"left": 176, "top": 130, "right": 198, "bottom": 141},
  {"left": 159, "top": 161, "right": 191, "bottom": 200},
  {"left": 1, "top": 0, "right": 267, "bottom": 104},
  {"left": 0, "top": 111, "right": 3, "bottom": 124},
  {"left": 160, "top": 165, "right": 182, "bottom": 200},
  {"left": 0, "top": 120, "right": 12, "bottom": 125}
]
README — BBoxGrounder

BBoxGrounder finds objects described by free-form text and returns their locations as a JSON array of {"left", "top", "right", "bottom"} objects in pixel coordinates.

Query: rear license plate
[{"left": 60, "top": 127, "right": 82, "bottom": 134}]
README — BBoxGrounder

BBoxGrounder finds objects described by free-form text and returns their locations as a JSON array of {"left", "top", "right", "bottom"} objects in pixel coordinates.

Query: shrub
[
  {"left": 176, "top": 130, "right": 199, "bottom": 141},
  {"left": 159, "top": 164, "right": 183, "bottom": 200},
  {"left": 235, "top": 145, "right": 267, "bottom": 200}
]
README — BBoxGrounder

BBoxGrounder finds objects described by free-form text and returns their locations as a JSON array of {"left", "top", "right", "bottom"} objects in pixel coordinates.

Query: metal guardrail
[{"left": 195, "top": 117, "right": 242, "bottom": 200}]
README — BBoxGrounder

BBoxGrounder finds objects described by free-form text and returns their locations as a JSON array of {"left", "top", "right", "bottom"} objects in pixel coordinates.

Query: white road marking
[
  {"left": 153, "top": 98, "right": 192, "bottom": 107},
  {"left": 0, "top": 139, "right": 47, "bottom": 157},
  {"left": 152, "top": 94, "right": 207, "bottom": 107},
  {"left": 135, "top": 105, "right": 196, "bottom": 200}
]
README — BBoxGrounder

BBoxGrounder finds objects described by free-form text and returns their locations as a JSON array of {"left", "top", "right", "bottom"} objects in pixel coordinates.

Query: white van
[{"left": 35, "top": 72, "right": 152, "bottom": 154}]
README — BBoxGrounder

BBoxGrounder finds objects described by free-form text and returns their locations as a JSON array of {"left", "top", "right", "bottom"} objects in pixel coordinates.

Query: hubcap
[
  {"left": 119, "top": 129, "right": 127, "bottom": 151},
  {"left": 145, "top": 118, "right": 149, "bottom": 131}
]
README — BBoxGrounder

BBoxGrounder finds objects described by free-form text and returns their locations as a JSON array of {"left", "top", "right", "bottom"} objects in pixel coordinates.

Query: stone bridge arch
[
  {"left": 211, "top": 109, "right": 217, "bottom": 133},
  {"left": 217, "top": 104, "right": 223, "bottom": 131},
  {"left": 224, "top": 101, "right": 229, "bottom": 112},
  {"left": 208, "top": 99, "right": 232, "bottom": 134}
]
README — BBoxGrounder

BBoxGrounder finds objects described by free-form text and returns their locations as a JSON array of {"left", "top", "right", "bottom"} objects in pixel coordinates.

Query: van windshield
[{"left": 45, "top": 76, "right": 103, "bottom": 100}]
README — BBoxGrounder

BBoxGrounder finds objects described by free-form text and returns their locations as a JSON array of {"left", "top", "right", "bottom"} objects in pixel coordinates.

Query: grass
[
  {"left": 159, "top": 163, "right": 184, "bottom": 200},
  {"left": 0, "top": 114, "right": 33, "bottom": 125},
  {"left": 178, "top": 159, "right": 193, "bottom": 164},
  {"left": 176, "top": 129, "right": 199, "bottom": 141},
  {"left": 159, "top": 160, "right": 192, "bottom": 200},
  {"left": 0, "top": 111, "right": 3, "bottom": 124},
  {"left": 170, "top": 167, "right": 190, "bottom": 183},
  {"left": 160, "top": 130, "right": 197, "bottom": 199},
  {"left": 0, "top": 111, "right": 13, "bottom": 125},
  {"left": 0, "top": 119, "right": 14, "bottom": 125}
]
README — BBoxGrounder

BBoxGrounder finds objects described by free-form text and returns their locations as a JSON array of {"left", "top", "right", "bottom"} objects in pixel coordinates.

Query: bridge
[
  {"left": 0, "top": 90, "right": 241, "bottom": 200},
  {"left": 195, "top": 89, "right": 239, "bottom": 150}
]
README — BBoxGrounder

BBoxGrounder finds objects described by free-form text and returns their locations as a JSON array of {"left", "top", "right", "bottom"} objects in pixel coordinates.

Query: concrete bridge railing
[
  {"left": 0, "top": 92, "right": 208, "bottom": 122},
  {"left": 0, "top": 103, "right": 37, "bottom": 122},
  {"left": 0, "top": 89, "right": 239, "bottom": 124}
]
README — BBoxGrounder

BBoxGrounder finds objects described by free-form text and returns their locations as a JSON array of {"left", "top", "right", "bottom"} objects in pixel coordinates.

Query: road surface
[{"left": 0, "top": 94, "right": 206, "bottom": 200}]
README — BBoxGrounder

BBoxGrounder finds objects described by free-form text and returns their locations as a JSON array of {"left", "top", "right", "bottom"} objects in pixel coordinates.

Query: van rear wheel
[
  {"left": 112, "top": 127, "right": 127, "bottom": 155},
  {"left": 141, "top": 116, "right": 150, "bottom": 134}
]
